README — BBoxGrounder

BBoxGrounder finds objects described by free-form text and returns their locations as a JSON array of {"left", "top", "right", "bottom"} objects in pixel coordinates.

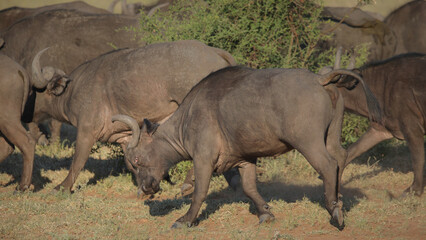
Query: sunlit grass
[{"left": 0, "top": 135, "right": 425, "bottom": 239}]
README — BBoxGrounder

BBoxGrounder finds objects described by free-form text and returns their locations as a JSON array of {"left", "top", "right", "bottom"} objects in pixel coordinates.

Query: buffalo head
[{"left": 112, "top": 115, "right": 169, "bottom": 195}]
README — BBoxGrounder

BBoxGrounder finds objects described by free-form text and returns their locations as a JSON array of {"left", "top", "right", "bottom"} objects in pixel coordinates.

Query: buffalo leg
[
  {"left": 48, "top": 119, "right": 62, "bottom": 143},
  {"left": 0, "top": 122, "right": 36, "bottom": 190},
  {"left": 181, "top": 167, "right": 240, "bottom": 193},
  {"left": 0, "top": 137, "right": 14, "bottom": 163},
  {"left": 172, "top": 160, "right": 213, "bottom": 228},
  {"left": 181, "top": 167, "right": 195, "bottom": 193},
  {"left": 238, "top": 162, "right": 274, "bottom": 223},
  {"left": 325, "top": 90, "right": 347, "bottom": 192},
  {"left": 345, "top": 125, "right": 393, "bottom": 168},
  {"left": 55, "top": 128, "right": 96, "bottom": 191},
  {"left": 27, "top": 122, "right": 49, "bottom": 146},
  {"left": 297, "top": 143, "right": 343, "bottom": 227},
  {"left": 401, "top": 125, "right": 425, "bottom": 196}
]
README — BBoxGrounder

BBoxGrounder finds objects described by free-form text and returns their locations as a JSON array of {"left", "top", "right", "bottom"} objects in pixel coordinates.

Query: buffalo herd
[{"left": 0, "top": 0, "right": 424, "bottom": 229}]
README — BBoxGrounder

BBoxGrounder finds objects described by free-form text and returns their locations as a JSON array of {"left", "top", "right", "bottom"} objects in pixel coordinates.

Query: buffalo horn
[
  {"left": 31, "top": 47, "right": 55, "bottom": 89},
  {"left": 112, "top": 114, "right": 141, "bottom": 149},
  {"left": 147, "top": 3, "right": 170, "bottom": 17},
  {"left": 108, "top": 0, "right": 120, "bottom": 12},
  {"left": 333, "top": 46, "right": 342, "bottom": 70}
]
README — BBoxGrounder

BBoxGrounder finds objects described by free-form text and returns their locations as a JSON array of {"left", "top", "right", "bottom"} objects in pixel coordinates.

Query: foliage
[
  {"left": 342, "top": 113, "right": 369, "bottom": 145},
  {"left": 134, "top": 0, "right": 333, "bottom": 70}
]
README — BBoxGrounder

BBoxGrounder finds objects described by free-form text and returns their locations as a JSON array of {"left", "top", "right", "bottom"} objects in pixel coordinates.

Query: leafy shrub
[{"left": 134, "top": 0, "right": 334, "bottom": 70}]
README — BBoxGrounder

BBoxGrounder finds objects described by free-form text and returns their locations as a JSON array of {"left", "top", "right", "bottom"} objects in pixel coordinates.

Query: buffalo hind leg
[
  {"left": 0, "top": 122, "right": 36, "bottom": 191},
  {"left": 238, "top": 162, "right": 274, "bottom": 223},
  {"left": 0, "top": 137, "right": 14, "bottom": 163},
  {"left": 345, "top": 124, "right": 393, "bottom": 168},
  {"left": 325, "top": 91, "right": 347, "bottom": 193},
  {"left": 172, "top": 159, "right": 214, "bottom": 228},
  {"left": 55, "top": 128, "right": 96, "bottom": 192},
  {"left": 297, "top": 143, "right": 344, "bottom": 228}
]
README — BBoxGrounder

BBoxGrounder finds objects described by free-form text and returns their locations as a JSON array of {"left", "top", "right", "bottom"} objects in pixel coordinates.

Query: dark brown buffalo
[
  {"left": 29, "top": 40, "right": 235, "bottom": 192},
  {"left": 0, "top": 9, "right": 141, "bottom": 144},
  {"left": 0, "top": 1, "right": 109, "bottom": 32},
  {"left": 384, "top": 0, "right": 426, "bottom": 56},
  {"left": 335, "top": 53, "right": 426, "bottom": 196},
  {"left": 320, "top": 6, "right": 397, "bottom": 61},
  {"left": 0, "top": 9, "right": 140, "bottom": 74},
  {"left": 113, "top": 66, "right": 382, "bottom": 228},
  {"left": 0, "top": 47, "right": 53, "bottom": 190}
]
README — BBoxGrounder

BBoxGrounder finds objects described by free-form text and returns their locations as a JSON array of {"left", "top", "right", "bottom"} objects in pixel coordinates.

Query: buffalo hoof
[
  {"left": 258, "top": 213, "right": 275, "bottom": 224},
  {"left": 171, "top": 221, "right": 193, "bottom": 229},
  {"left": 331, "top": 206, "right": 344, "bottom": 230},
  {"left": 400, "top": 185, "right": 423, "bottom": 198},
  {"left": 137, "top": 188, "right": 144, "bottom": 198},
  {"left": 14, "top": 184, "right": 31, "bottom": 194},
  {"left": 180, "top": 183, "right": 194, "bottom": 196},
  {"left": 37, "top": 135, "right": 49, "bottom": 146}
]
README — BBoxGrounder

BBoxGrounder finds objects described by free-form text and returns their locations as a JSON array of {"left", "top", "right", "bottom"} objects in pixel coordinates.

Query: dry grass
[{"left": 0, "top": 127, "right": 425, "bottom": 239}]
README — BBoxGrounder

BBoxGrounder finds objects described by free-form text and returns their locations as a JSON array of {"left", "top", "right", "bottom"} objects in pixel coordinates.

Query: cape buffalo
[
  {"left": 384, "top": 0, "right": 426, "bottom": 56},
  {"left": 334, "top": 52, "right": 426, "bottom": 196},
  {"left": 28, "top": 40, "right": 236, "bottom": 192},
  {"left": 0, "top": 9, "right": 141, "bottom": 144},
  {"left": 0, "top": 1, "right": 109, "bottom": 32},
  {"left": 0, "top": 47, "right": 53, "bottom": 190},
  {"left": 320, "top": 6, "right": 397, "bottom": 61},
  {"left": 113, "top": 66, "right": 382, "bottom": 228}
]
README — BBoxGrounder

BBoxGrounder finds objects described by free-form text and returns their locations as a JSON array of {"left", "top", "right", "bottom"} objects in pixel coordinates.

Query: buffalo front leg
[
  {"left": 238, "top": 162, "right": 274, "bottom": 224},
  {"left": 172, "top": 160, "right": 214, "bottom": 228},
  {"left": 27, "top": 122, "right": 48, "bottom": 146},
  {"left": 0, "top": 122, "right": 36, "bottom": 191},
  {"left": 345, "top": 124, "right": 393, "bottom": 168},
  {"left": 48, "top": 119, "right": 62, "bottom": 143},
  {"left": 402, "top": 127, "right": 425, "bottom": 196},
  {"left": 55, "top": 128, "right": 96, "bottom": 192}
]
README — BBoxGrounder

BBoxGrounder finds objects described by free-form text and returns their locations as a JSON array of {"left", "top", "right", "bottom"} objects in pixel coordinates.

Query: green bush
[{"left": 134, "top": 0, "right": 334, "bottom": 70}]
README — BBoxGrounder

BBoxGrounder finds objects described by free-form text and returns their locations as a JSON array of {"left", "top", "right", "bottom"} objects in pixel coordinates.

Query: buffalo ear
[
  {"left": 46, "top": 69, "right": 71, "bottom": 96},
  {"left": 141, "top": 119, "right": 159, "bottom": 136}
]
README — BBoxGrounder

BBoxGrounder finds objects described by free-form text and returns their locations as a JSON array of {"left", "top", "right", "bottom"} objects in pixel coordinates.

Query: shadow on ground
[
  {"left": 0, "top": 152, "right": 130, "bottom": 192},
  {"left": 348, "top": 138, "right": 426, "bottom": 175},
  {"left": 144, "top": 180, "right": 365, "bottom": 226}
]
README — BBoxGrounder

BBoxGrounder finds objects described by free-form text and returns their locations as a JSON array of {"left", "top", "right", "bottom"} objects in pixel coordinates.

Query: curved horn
[
  {"left": 108, "top": 0, "right": 120, "bottom": 12},
  {"left": 31, "top": 47, "right": 54, "bottom": 89},
  {"left": 0, "top": 38, "right": 4, "bottom": 48},
  {"left": 121, "top": 0, "right": 130, "bottom": 15},
  {"left": 333, "top": 46, "right": 342, "bottom": 70},
  {"left": 112, "top": 114, "right": 141, "bottom": 149},
  {"left": 319, "top": 69, "right": 382, "bottom": 123},
  {"left": 147, "top": 3, "right": 170, "bottom": 17}
]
